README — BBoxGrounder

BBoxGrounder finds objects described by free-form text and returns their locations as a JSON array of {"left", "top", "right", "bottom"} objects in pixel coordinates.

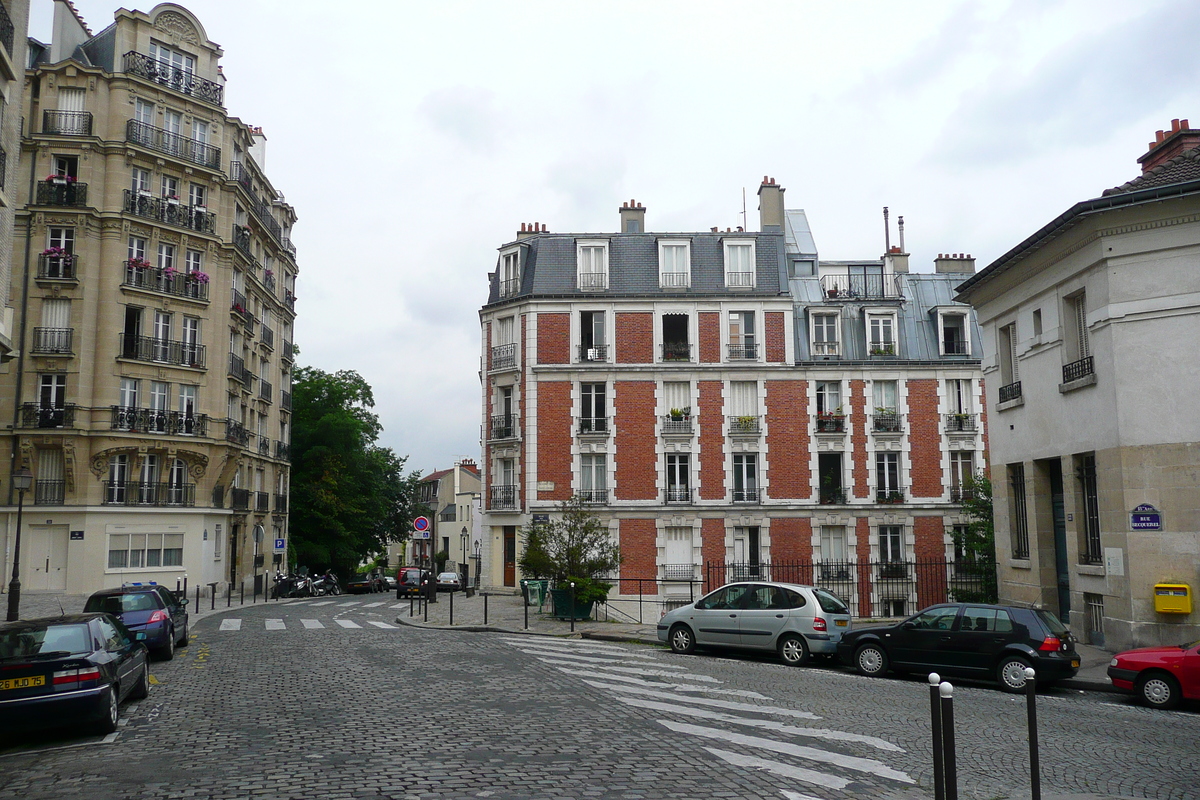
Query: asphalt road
[{"left": 2, "top": 599, "right": 1197, "bottom": 800}]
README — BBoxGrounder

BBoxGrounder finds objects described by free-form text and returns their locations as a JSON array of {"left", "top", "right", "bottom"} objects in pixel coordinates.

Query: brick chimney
[
  {"left": 757, "top": 176, "right": 785, "bottom": 231},
  {"left": 619, "top": 200, "right": 646, "bottom": 233},
  {"left": 1137, "top": 119, "right": 1200, "bottom": 173},
  {"left": 934, "top": 253, "right": 976, "bottom": 274},
  {"left": 516, "top": 222, "right": 547, "bottom": 240}
]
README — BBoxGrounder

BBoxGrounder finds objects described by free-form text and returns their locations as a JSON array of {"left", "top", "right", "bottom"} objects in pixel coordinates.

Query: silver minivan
[{"left": 657, "top": 582, "right": 853, "bottom": 666}]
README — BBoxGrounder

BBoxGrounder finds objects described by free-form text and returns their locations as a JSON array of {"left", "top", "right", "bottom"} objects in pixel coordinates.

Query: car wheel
[
  {"left": 778, "top": 634, "right": 810, "bottom": 667},
  {"left": 157, "top": 627, "right": 176, "bottom": 661},
  {"left": 129, "top": 663, "right": 150, "bottom": 700},
  {"left": 855, "top": 643, "right": 889, "bottom": 677},
  {"left": 668, "top": 624, "right": 696, "bottom": 655},
  {"left": 996, "top": 655, "right": 1033, "bottom": 693},
  {"left": 94, "top": 685, "right": 119, "bottom": 735},
  {"left": 1137, "top": 672, "right": 1181, "bottom": 710},
  {"left": 177, "top": 619, "right": 189, "bottom": 648}
]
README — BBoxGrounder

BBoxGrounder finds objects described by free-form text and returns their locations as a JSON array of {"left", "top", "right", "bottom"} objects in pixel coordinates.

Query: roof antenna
[
  {"left": 883, "top": 207, "right": 891, "bottom": 253},
  {"left": 57, "top": 596, "right": 66, "bottom": 617},
  {"left": 741, "top": 187, "right": 748, "bottom": 232}
]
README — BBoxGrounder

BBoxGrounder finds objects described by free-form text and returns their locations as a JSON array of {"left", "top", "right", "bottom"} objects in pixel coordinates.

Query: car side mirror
[
  {"left": 902, "top": 621, "right": 916, "bottom": 630},
  {"left": 179, "top": 598, "right": 189, "bottom": 606},
  {"left": 135, "top": 632, "right": 147, "bottom": 641}
]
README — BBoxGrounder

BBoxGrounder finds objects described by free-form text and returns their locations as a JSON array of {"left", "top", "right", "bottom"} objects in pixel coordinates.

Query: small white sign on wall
[{"left": 1104, "top": 547, "right": 1124, "bottom": 577}]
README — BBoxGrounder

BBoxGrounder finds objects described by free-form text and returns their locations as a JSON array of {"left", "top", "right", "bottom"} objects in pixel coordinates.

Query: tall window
[
  {"left": 39, "top": 373, "right": 66, "bottom": 409},
  {"left": 131, "top": 168, "right": 150, "bottom": 194},
  {"left": 577, "top": 241, "right": 608, "bottom": 290},
  {"left": 120, "top": 378, "right": 139, "bottom": 410},
  {"left": 179, "top": 385, "right": 197, "bottom": 433},
  {"left": 580, "top": 310, "right": 606, "bottom": 361},
  {"left": 182, "top": 317, "right": 200, "bottom": 364},
  {"left": 161, "top": 174, "right": 179, "bottom": 199},
  {"left": 134, "top": 98, "right": 155, "bottom": 126},
  {"left": 107, "top": 455, "right": 129, "bottom": 504},
  {"left": 820, "top": 526, "right": 847, "bottom": 563},
  {"left": 499, "top": 251, "right": 519, "bottom": 297},
  {"left": 167, "top": 459, "right": 188, "bottom": 505},
  {"left": 163, "top": 110, "right": 183, "bottom": 153},
  {"left": 1008, "top": 463, "right": 1029, "bottom": 559},
  {"left": 940, "top": 311, "right": 969, "bottom": 355},
  {"left": 879, "top": 525, "right": 904, "bottom": 563},
  {"left": 150, "top": 381, "right": 169, "bottom": 432},
  {"left": 950, "top": 451, "right": 974, "bottom": 502},
  {"left": 192, "top": 120, "right": 209, "bottom": 147},
  {"left": 867, "top": 313, "right": 896, "bottom": 355},
  {"left": 815, "top": 381, "right": 841, "bottom": 415},
  {"left": 1064, "top": 291, "right": 1093, "bottom": 381},
  {"left": 733, "top": 526, "right": 761, "bottom": 575},
  {"left": 128, "top": 236, "right": 147, "bottom": 262},
  {"left": 580, "top": 383, "right": 606, "bottom": 433},
  {"left": 659, "top": 241, "right": 690, "bottom": 288},
  {"left": 153, "top": 310, "right": 172, "bottom": 362},
  {"left": 580, "top": 454, "right": 607, "bottom": 501},
  {"left": 811, "top": 312, "right": 839, "bottom": 357},
  {"left": 946, "top": 379, "right": 973, "bottom": 415},
  {"left": 873, "top": 380, "right": 898, "bottom": 413},
  {"left": 158, "top": 242, "right": 176, "bottom": 271},
  {"left": 48, "top": 227, "right": 74, "bottom": 254},
  {"left": 663, "top": 528, "right": 693, "bottom": 579},
  {"left": 876, "top": 452, "right": 901, "bottom": 501},
  {"left": 139, "top": 454, "right": 160, "bottom": 503},
  {"left": 189, "top": 183, "right": 206, "bottom": 208},
  {"left": 149, "top": 41, "right": 195, "bottom": 76},
  {"left": 666, "top": 454, "right": 690, "bottom": 502},
  {"left": 724, "top": 241, "right": 755, "bottom": 287},
  {"left": 733, "top": 454, "right": 758, "bottom": 501},
  {"left": 1078, "top": 453, "right": 1102, "bottom": 564},
  {"left": 999, "top": 323, "right": 1019, "bottom": 389},
  {"left": 728, "top": 311, "right": 756, "bottom": 360}
]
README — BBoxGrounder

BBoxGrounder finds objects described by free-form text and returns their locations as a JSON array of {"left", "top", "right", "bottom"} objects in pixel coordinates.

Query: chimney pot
[
  {"left": 1157, "top": 130, "right": 1165, "bottom": 143},
  {"left": 1183, "top": 119, "right": 1191, "bottom": 129},
  {"left": 519, "top": 223, "right": 526, "bottom": 232},
  {"left": 711, "top": 227, "right": 718, "bottom": 232},
  {"left": 1173, "top": 119, "right": 1181, "bottom": 132},
  {"left": 763, "top": 175, "right": 769, "bottom": 184},
  {"left": 541, "top": 223, "right": 547, "bottom": 232}
]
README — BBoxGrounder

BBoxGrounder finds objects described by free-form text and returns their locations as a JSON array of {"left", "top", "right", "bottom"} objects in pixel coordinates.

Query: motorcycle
[
  {"left": 312, "top": 571, "right": 342, "bottom": 596},
  {"left": 271, "top": 571, "right": 298, "bottom": 599}
]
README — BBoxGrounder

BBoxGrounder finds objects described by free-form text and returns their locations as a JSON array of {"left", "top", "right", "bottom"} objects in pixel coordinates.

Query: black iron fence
[
  {"left": 103, "top": 481, "right": 196, "bottom": 507},
  {"left": 42, "top": 110, "right": 92, "bottom": 136},
  {"left": 37, "top": 180, "right": 88, "bottom": 207},
  {"left": 998, "top": 381, "right": 1022, "bottom": 403},
  {"left": 126, "top": 119, "right": 221, "bottom": 169},
  {"left": 1063, "top": 356, "right": 1094, "bottom": 384},
  {"left": 122, "top": 51, "right": 224, "bottom": 106},
  {"left": 111, "top": 406, "right": 208, "bottom": 436}
]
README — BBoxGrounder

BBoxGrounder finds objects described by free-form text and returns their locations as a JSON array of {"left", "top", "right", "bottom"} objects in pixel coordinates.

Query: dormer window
[
  {"left": 499, "top": 249, "right": 520, "bottom": 298},
  {"left": 811, "top": 311, "right": 840, "bottom": 358},
  {"left": 659, "top": 240, "right": 690, "bottom": 288},
  {"left": 939, "top": 310, "right": 969, "bottom": 355},
  {"left": 577, "top": 240, "right": 608, "bottom": 291},
  {"left": 724, "top": 240, "right": 755, "bottom": 288},
  {"left": 866, "top": 311, "right": 897, "bottom": 357}
]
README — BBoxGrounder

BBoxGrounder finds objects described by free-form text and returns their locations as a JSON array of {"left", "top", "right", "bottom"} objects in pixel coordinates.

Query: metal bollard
[
  {"left": 484, "top": 593, "right": 488, "bottom": 625},
  {"left": 195, "top": 586, "right": 200, "bottom": 610},
  {"left": 449, "top": 588, "right": 454, "bottom": 626},
  {"left": 423, "top": 582, "right": 429, "bottom": 622},
  {"left": 410, "top": 595, "right": 414, "bottom": 617},
  {"left": 522, "top": 581, "right": 528, "bottom": 630},
  {"left": 227, "top": 584, "right": 231, "bottom": 607},
  {"left": 1025, "top": 667, "right": 1041, "bottom": 800},
  {"left": 929, "top": 673, "right": 945, "bottom": 800},
  {"left": 940, "top": 682, "right": 958, "bottom": 800},
  {"left": 240, "top": 583, "right": 244, "bottom": 605},
  {"left": 570, "top": 582, "right": 576, "bottom": 633}
]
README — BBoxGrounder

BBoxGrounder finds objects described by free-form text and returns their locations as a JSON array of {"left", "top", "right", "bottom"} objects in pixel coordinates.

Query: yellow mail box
[{"left": 1153, "top": 583, "right": 1192, "bottom": 614}]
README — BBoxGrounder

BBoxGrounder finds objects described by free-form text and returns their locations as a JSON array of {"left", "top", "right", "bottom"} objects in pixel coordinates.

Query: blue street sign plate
[
  {"left": 273, "top": 538, "right": 286, "bottom": 552},
  {"left": 1131, "top": 504, "right": 1161, "bottom": 531}
]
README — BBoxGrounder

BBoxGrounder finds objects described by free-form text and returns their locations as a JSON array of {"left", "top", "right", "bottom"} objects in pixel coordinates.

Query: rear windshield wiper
[{"left": 0, "top": 650, "right": 75, "bottom": 662}]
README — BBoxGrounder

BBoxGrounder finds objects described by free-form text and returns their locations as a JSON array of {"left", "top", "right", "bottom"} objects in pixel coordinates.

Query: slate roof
[{"left": 1103, "top": 145, "right": 1200, "bottom": 196}]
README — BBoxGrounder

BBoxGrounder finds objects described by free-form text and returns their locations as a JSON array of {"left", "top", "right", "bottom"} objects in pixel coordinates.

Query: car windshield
[
  {"left": 814, "top": 589, "right": 849, "bottom": 614},
  {"left": 401, "top": 570, "right": 422, "bottom": 585},
  {"left": 1034, "top": 610, "right": 1070, "bottom": 637},
  {"left": 439, "top": 573, "right": 457, "bottom": 580},
  {"left": 0, "top": 623, "right": 92, "bottom": 660},
  {"left": 84, "top": 592, "right": 159, "bottom": 614}
]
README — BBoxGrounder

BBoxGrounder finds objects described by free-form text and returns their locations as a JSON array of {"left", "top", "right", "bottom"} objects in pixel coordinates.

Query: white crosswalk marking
[
  {"left": 555, "top": 668, "right": 769, "bottom": 699},
  {"left": 265, "top": 619, "right": 285, "bottom": 630},
  {"left": 310, "top": 601, "right": 336, "bottom": 606},
  {"left": 512, "top": 644, "right": 660, "bottom": 661},
  {"left": 516, "top": 648, "right": 658, "bottom": 665},
  {"left": 366, "top": 621, "right": 397, "bottom": 629},
  {"left": 389, "top": 602, "right": 407, "bottom": 609},
  {"left": 219, "top": 618, "right": 241, "bottom": 631},
  {"left": 539, "top": 658, "right": 719, "bottom": 682},
  {"left": 301, "top": 619, "right": 324, "bottom": 629},
  {"left": 704, "top": 748, "right": 850, "bottom": 790},
  {"left": 363, "top": 602, "right": 386, "bottom": 608},
  {"left": 334, "top": 619, "right": 361, "bottom": 628},
  {"left": 336, "top": 602, "right": 359, "bottom": 607},
  {"left": 582, "top": 680, "right": 820, "bottom": 719}
]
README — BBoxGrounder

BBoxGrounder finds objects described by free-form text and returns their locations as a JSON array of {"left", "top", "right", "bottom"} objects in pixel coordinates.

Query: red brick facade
[
  {"left": 615, "top": 313, "right": 653, "bottom": 364},
  {"left": 485, "top": 320, "right": 492, "bottom": 371},
  {"left": 536, "top": 381, "right": 573, "bottom": 501},
  {"left": 614, "top": 381, "right": 657, "bottom": 500},
  {"left": 854, "top": 517, "right": 873, "bottom": 612},
  {"left": 701, "top": 518, "right": 726, "bottom": 592},
  {"left": 979, "top": 378, "right": 990, "bottom": 479},
  {"left": 698, "top": 380, "right": 725, "bottom": 500},
  {"left": 914, "top": 516, "right": 948, "bottom": 607},
  {"left": 907, "top": 379, "right": 943, "bottom": 498},
  {"left": 619, "top": 518, "right": 657, "bottom": 593},
  {"left": 536, "top": 313, "right": 570, "bottom": 364},
  {"left": 849, "top": 380, "right": 869, "bottom": 498},
  {"left": 764, "top": 311, "right": 786, "bottom": 363},
  {"left": 765, "top": 380, "right": 811, "bottom": 499},
  {"left": 698, "top": 312, "right": 721, "bottom": 363},
  {"left": 770, "top": 518, "right": 812, "bottom": 562},
  {"left": 518, "top": 315, "right": 527, "bottom": 509}
]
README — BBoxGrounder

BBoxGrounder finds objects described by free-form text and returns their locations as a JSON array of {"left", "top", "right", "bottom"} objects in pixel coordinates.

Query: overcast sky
[{"left": 31, "top": 0, "right": 1200, "bottom": 475}]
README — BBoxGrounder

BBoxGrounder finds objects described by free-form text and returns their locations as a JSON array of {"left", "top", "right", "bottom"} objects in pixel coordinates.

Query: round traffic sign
[{"left": 413, "top": 516, "right": 430, "bottom": 532}]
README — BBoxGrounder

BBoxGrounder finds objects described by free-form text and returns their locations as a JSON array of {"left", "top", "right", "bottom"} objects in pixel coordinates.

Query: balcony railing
[
  {"left": 36, "top": 180, "right": 88, "bottom": 207},
  {"left": 260, "top": 379, "right": 273, "bottom": 404},
  {"left": 661, "top": 342, "right": 691, "bottom": 362},
  {"left": 281, "top": 391, "right": 292, "bottom": 411},
  {"left": 578, "top": 272, "right": 607, "bottom": 291},
  {"left": 944, "top": 413, "right": 978, "bottom": 432},
  {"left": 225, "top": 418, "right": 250, "bottom": 446},
  {"left": 111, "top": 407, "right": 207, "bottom": 437},
  {"left": 275, "top": 441, "right": 291, "bottom": 461},
  {"left": 282, "top": 341, "right": 295, "bottom": 363},
  {"left": 34, "top": 480, "right": 65, "bottom": 506},
  {"left": 490, "top": 485, "right": 517, "bottom": 509},
  {"left": 104, "top": 481, "right": 197, "bottom": 507},
  {"left": 725, "top": 272, "right": 755, "bottom": 288},
  {"left": 255, "top": 491, "right": 270, "bottom": 512},
  {"left": 950, "top": 487, "right": 975, "bottom": 504},
  {"left": 231, "top": 161, "right": 254, "bottom": 193},
  {"left": 491, "top": 343, "right": 517, "bottom": 370},
  {"left": 578, "top": 489, "right": 608, "bottom": 504},
  {"left": 998, "top": 381, "right": 1022, "bottom": 403},
  {"left": 123, "top": 261, "right": 210, "bottom": 301},
  {"left": 661, "top": 414, "right": 693, "bottom": 435},
  {"left": 42, "top": 110, "right": 92, "bottom": 136},
  {"left": 490, "top": 414, "right": 517, "bottom": 440},
  {"left": 32, "top": 328, "right": 73, "bottom": 354},
  {"left": 732, "top": 488, "right": 761, "bottom": 502},
  {"left": 871, "top": 413, "right": 903, "bottom": 433},
  {"left": 282, "top": 237, "right": 297, "bottom": 259},
  {"left": 665, "top": 488, "right": 693, "bottom": 503},
  {"left": 253, "top": 200, "right": 283, "bottom": 243},
  {"left": 498, "top": 278, "right": 520, "bottom": 298},
  {"left": 579, "top": 417, "right": 609, "bottom": 434},
  {"left": 876, "top": 489, "right": 906, "bottom": 504},
  {"left": 37, "top": 253, "right": 76, "bottom": 280},
  {"left": 814, "top": 414, "right": 846, "bottom": 433},
  {"left": 727, "top": 342, "right": 759, "bottom": 361},
  {"left": 233, "top": 225, "right": 253, "bottom": 259},
  {"left": 820, "top": 272, "right": 902, "bottom": 299},
  {"left": 230, "top": 488, "right": 251, "bottom": 510},
  {"left": 284, "top": 291, "right": 296, "bottom": 312},
  {"left": 20, "top": 404, "right": 75, "bottom": 429},
  {"left": 261, "top": 325, "right": 274, "bottom": 349},
  {"left": 0, "top": 0, "right": 13, "bottom": 57},
  {"left": 258, "top": 437, "right": 271, "bottom": 456},
  {"left": 942, "top": 339, "right": 970, "bottom": 356},
  {"left": 275, "top": 494, "right": 289, "bottom": 513},
  {"left": 123, "top": 190, "right": 216, "bottom": 234},
  {"left": 660, "top": 272, "right": 689, "bottom": 289},
  {"left": 811, "top": 341, "right": 840, "bottom": 358},
  {"left": 819, "top": 487, "right": 847, "bottom": 505},
  {"left": 123, "top": 51, "right": 224, "bottom": 106},
  {"left": 126, "top": 120, "right": 221, "bottom": 169},
  {"left": 263, "top": 272, "right": 277, "bottom": 292},
  {"left": 662, "top": 563, "right": 696, "bottom": 581},
  {"left": 578, "top": 344, "right": 609, "bottom": 363},
  {"left": 727, "top": 415, "right": 761, "bottom": 435},
  {"left": 119, "top": 334, "right": 206, "bottom": 368},
  {"left": 228, "top": 353, "right": 250, "bottom": 387},
  {"left": 1063, "top": 356, "right": 1094, "bottom": 384}
]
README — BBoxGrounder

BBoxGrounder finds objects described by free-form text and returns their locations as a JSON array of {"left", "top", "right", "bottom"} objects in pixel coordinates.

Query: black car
[
  {"left": 0, "top": 614, "right": 149, "bottom": 736},
  {"left": 396, "top": 567, "right": 431, "bottom": 598},
  {"left": 84, "top": 585, "right": 189, "bottom": 660},
  {"left": 344, "top": 573, "right": 385, "bottom": 594},
  {"left": 836, "top": 603, "right": 1080, "bottom": 692}
]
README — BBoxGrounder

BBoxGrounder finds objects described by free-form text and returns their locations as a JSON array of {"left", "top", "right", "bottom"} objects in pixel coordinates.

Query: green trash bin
[{"left": 524, "top": 579, "right": 548, "bottom": 609}]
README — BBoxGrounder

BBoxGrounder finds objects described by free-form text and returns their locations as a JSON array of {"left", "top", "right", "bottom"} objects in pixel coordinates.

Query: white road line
[
  {"left": 513, "top": 643, "right": 660, "bottom": 660},
  {"left": 265, "top": 619, "right": 285, "bottom": 630},
  {"left": 367, "top": 621, "right": 397, "bottom": 629},
  {"left": 705, "top": 748, "right": 849, "bottom": 791},
  {"left": 336, "top": 602, "right": 360, "bottom": 607},
  {"left": 301, "top": 619, "right": 324, "bottom": 629},
  {"left": 389, "top": 603, "right": 408, "bottom": 609},
  {"left": 499, "top": 637, "right": 648, "bottom": 655},
  {"left": 664, "top": 721, "right": 912, "bottom": 783},
  {"left": 556, "top": 668, "right": 768, "bottom": 699},
  {"left": 310, "top": 601, "right": 336, "bottom": 606},
  {"left": 363, "top": 602, "right": 387, "bottom": 608},
  {"left": 782, "top": 792, "right": 825, "bottom": 800},
  {"left": 219, "top": 619, "right": 241, "bottom": 631},
  {"left": 517, "top": 649, "right": 658, "bottom": 665},
  {"left": 334, "top": 619, "right": 361, "bottom": 628},
  {"left": 583, "top": 680, "right": 820, "bottom": 719},
  {"left": 609, "top": 695, "right": 901, "bottom": 752},
  {"left": 540, "top": 658, "right": 718, "bottom": 682}
]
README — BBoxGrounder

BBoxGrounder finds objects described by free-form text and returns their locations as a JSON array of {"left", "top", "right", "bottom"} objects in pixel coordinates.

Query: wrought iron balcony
[
  {"left": 578, "top": 489, "right": 608, "bottom": 504},
  {"left": 578, "top": 344, "right": 608, "bottom": 363},
  {"left": 660, "top": 272, "right": 689, "bottom": 289},
  {"left": 122, "top": 51, "right": 224, "bottom": 105},
  {"left": 814, "top": 414, "right": 846, "bottom": 433},
  {"left": 491, "top": 343, "right": 516, "bottom": 370},
  {"left": 284, "top": 291, "right": 296, "bottom": 312},
  {"left": 732, "top": 488, "right": 761, "bottom": 502},
  {"left": 111, "top": 407, "right": 208, "bottom": 437},
  {"left": 1063, "top": 356, "right": 1094, "bottom": 384},
  {"left": 103, "top": 481, "right": 196, "bottom": 507},
  {"left": 225, "top": 418, "right": 250, "bottom": 446},
  {"left": 20, "top": 403, "right": 75, "bottom": 429},
  {"left": 282, "top": 237, "right": 297, "bottom": 259},
  {"left": 119, "top": 334, "right": 206, "bottom": 368},
  {"left": 868, "top": 342, "right": 897, "bottom": 357},
  {"left": 231, "top": 161, "right": 254, "bottom": 193},
  {"left": 0, "top": 0, "right": 13, "bottom": 57},
  {"left": 275, "top": 441, "right": 291, "bottom": 461},
  {"left": 998, "top": 381, "right": 1022, "bottom": 403},
  {"left": 871, "top": 413, "right": 903, "bottom": 433},
  {"left": 34, "top": 480, "right": 65, "bottom": 506},
  {"left": 944, "top": 413, "right": 978, "bottom": 432},
  {"left": 490, "top": 485, "right": 517, "bottom": 509},
  {"left": 820, "top": 272, "right": 902, "bottom": 300},
  {"left": 228, "top": 353, "right": 250, "bottom": 387},
  {"left": 255, "top": 491, "right": 270, "bottom": 512},
  {"left": 281, "top": 391, "right": 292, "bottom": 411},
  {"left": 819, "top": 487, "right": 847, "bottom": 505},
  {"left": 728, "top": 415, "right": 761, "bottom": 435},
  {"left": 123, "top": 260, "right": 210, "bottom": 301},
  {"left": 498, "top": 278, "right": 519, "bottom": 298},
  {"left": 232, "top": 289, "right": 247, "bottom": 315},
  {"left": 259, "top": 379, "right": 273, "bottom": 404},
  {"left": 253, "top": 200, "right": 283, "bottom": 243},
  {"left": 811, "top": 341, "right": 840, "bottom": 358},
  {"left": 32, "top": 328, "right": 73, "bottom": 354},
  {"left": 662, "top": 563, "right": 695, "bottom": 581},
  {"left": 229, "top": 488, "right": 251, "bottom": 510},
  {"left": 942, "top": 339, "right": 970, "bottom": 355},
  {"left": 661, "top": 414, "right": 693, "bottom": 435},
  {"left": 876, "top": 489, "right": 906, "bottom": 504},
  {"left": 578, "top": 417, "right": 609, "bottom": 435},
  {"left": 490, "top": 414, "right": 518, "bottom": 440},
  {"left": 123, "top": 190, "right": 216, "bottom": 234},
  {"left": 727, "top": 342, "right": 759, "bottom": 360},
  {"left": 275, "top": 494, "right": 289, "bottom": 513},
  {"left": 126, "top": 120, "right": 221, "bottom": 169},
  {"left": 578, "top": 272, "right": 607, "bottom": 291},
  {"left": 725, "top": 271, "right": 754, "bottom": 288},
  {"left": 261, "top": 325, "right": 274, "bottom": 349},
  {"left": 258, "top": 437, "right": 271, "bottom": 456},
  {"left": 37, "top": 253, "right": 76, "bottom": 280},
  {"left": 282, "top": 341, "right": 294, "bottom": 362},
  {"left": 42, "top": 110, "right": 92, "bottom": 136},
  {"left": 950, "top": 486, "right": 975, "bottom": 503},
  {"left": 665, "top": 488, "right": 693, "bottom": 503},
  {"left": 661, "top": 342, "right": 691, "bottom": 362},
  {"left": 36, "top": 180, "right": 88, "bottom": 207},
  {"left": 233, "top": 225, "right": 253, "bottom": 259}
]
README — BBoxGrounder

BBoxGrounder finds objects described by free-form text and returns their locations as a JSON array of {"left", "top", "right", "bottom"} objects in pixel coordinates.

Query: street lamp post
[{"left": 6, "top": 468, "right": 35, "bottom": 622}]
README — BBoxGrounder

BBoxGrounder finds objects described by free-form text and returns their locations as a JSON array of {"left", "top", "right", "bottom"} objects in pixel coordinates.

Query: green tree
[
  {"left": 951, "top": 472, "right": 997, "bottom": 603},
  {"left": 288, "top": 366, "right": 421, "bottom": 575},
  {"left": 518, "top": 496, "right": 622, "bottom": 604}
]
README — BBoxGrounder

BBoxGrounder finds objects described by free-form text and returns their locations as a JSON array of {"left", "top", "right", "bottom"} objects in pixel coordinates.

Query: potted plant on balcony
[
  {"left": 518, "top": 496, "right": 622, "bottom": 621},
  {"left": 733, "top": 415, "right": 757, "bottom": 433},
  {"left": 880, "top": 490, "right": 905, "bottom": 504},
  {"left": 127, "top": 256, "right": 151, "bottom": 271},
  {"left": 669, "top": 407, "right": 688, "bottom": 421},
  {"left": 186, "top": 270, "right": 210, "bottom": 284},
  {"left": 166, "top": 194, "right": 181, "bottom": 205},
  {"left": 45, "top": 173, "right": 74, "bottom": 185},
  {"left": 869, "top": 343, "right": 896, "bottom": 356},
  {"left": 816, "top": 407, "right": 844, "bottom": 432}
]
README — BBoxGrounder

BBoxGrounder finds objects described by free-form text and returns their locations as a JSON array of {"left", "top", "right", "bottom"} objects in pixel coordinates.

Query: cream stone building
[
  {"left": 0, "top": 2, "right": 297, "bottom": 600},
  {"left": 0, "top": 0, "right": 32, "bottom": 360}
]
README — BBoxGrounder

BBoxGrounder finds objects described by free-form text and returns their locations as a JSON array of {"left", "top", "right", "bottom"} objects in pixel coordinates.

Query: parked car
[
  {"left": 396, "top": 567, "right": 431, "bottom": 598},
  {"left": 0, "top": 614, "right": 149, "bottom": 736},
  {"left": 837, "top": 603, "right": 1079, "bottom": 692},
  {"left": 436, "top": 572, "right": 463, "bottom": 592},
  {"left": 344, "top": 573, "right": 385, "bottom": 594},
  {"left": 657, "top": 582, "right": 852, "bottom": 666},
  {"left": 379, "top": 574, "right": 397, "bottom": 591},
  {"left": 1107, "top": 639, "right": 1200, "bottom": 710},
  {"left": 83, "top": 585, "right": 189, "bottom": 661}
]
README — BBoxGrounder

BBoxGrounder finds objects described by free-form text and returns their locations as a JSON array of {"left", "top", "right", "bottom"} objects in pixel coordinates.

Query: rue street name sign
[{"left": 1131, "top": 504, "right": 1162, "bottom": 531}]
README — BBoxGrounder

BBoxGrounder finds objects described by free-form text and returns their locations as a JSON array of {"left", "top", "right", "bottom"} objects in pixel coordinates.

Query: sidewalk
[{"left": 9, "top": 585, "right": 289, "bottom": 627}]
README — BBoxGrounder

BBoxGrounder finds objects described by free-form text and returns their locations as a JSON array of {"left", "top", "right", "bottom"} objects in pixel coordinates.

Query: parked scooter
[{"left": 311, "top": 571, "right": 342, "bottom": 596}]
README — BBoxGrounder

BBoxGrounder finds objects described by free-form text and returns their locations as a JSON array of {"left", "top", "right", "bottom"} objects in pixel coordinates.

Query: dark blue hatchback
[{"left": 84, "top": 585, "right": 189, "bottom": 660}]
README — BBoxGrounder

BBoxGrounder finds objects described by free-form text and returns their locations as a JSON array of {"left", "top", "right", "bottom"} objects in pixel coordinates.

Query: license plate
[
  {"left": 835, "top": 619, "right": 848, "bottom": 627},
  {"left": 0, "top": 675, "right": 46, "bottom": 691},
  {"left": 1071, "top": 660, "right": 1080, "bottom": 668}
]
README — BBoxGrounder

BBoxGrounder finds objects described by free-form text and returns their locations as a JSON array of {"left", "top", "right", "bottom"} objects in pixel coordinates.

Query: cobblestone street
[{"left": 1, "top": 596, "right": 1198, "bottom": 800}]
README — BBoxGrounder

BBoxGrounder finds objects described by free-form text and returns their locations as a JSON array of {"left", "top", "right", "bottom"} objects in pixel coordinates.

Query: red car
[{"left": 1107, "top": 639, "right": 1200, "bottom": 709}]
